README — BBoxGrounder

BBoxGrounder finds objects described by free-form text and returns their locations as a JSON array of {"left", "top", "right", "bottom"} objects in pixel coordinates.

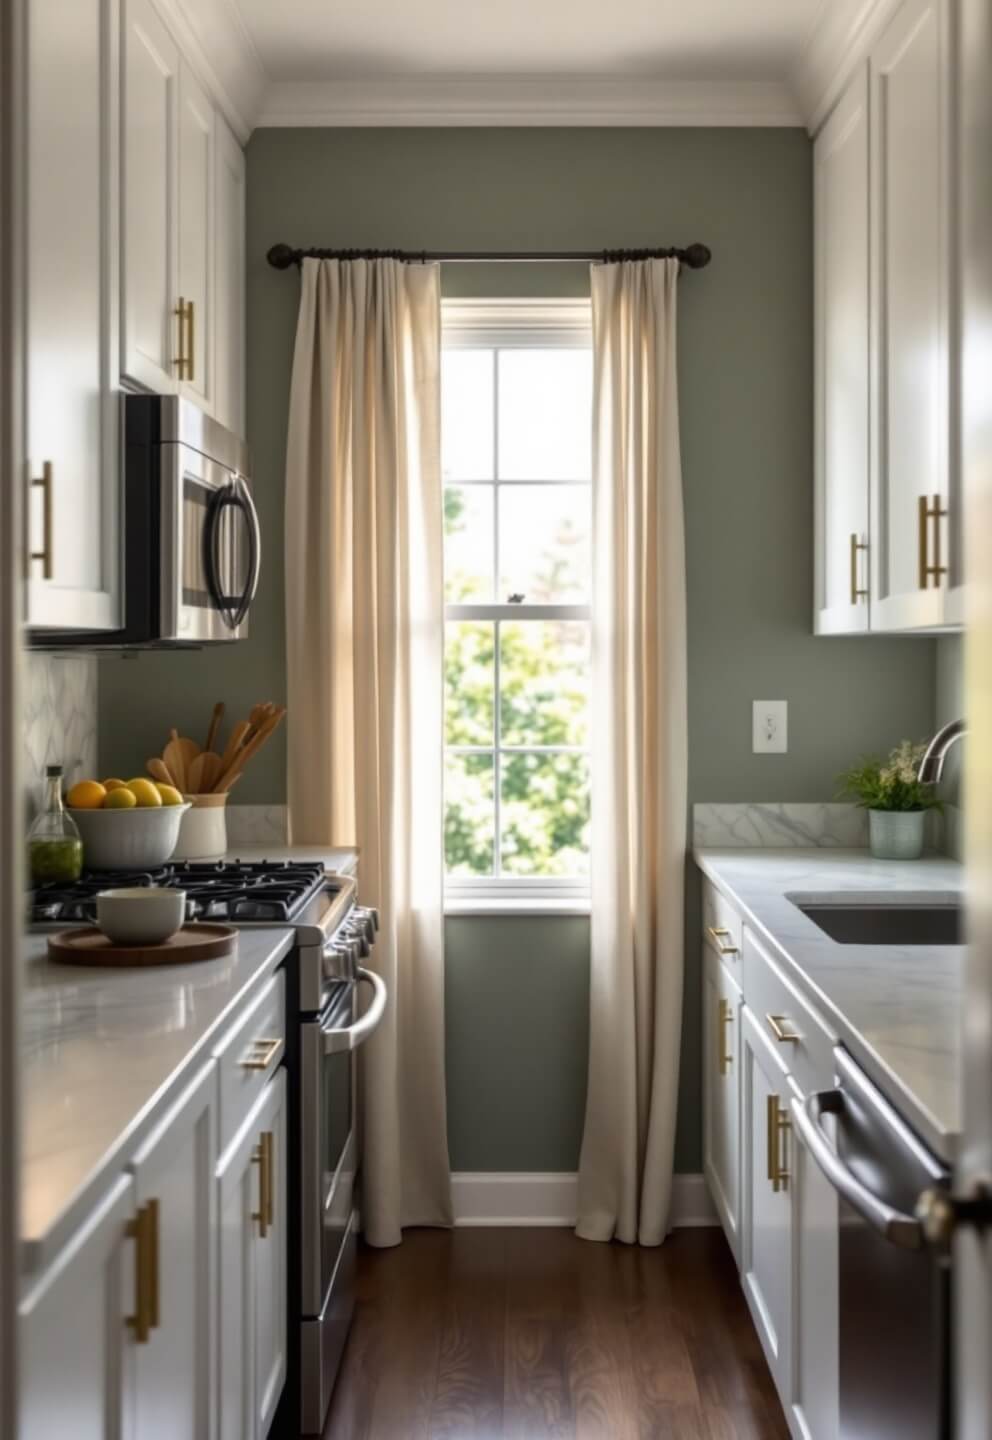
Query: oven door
[
  {"left": 299, "top": 968, "right": 387, "bottom": 1317},
  {"left": 162, "top": 442, "right": 260, "bottom": 644}
]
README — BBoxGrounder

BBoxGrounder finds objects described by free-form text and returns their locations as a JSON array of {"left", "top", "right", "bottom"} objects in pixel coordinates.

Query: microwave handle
[
  {"left": 232, "top": 476, "right": 261, "bottom": 626},
  {"left": 321, "top": 968, "right": 387, "bottom": 1055}
]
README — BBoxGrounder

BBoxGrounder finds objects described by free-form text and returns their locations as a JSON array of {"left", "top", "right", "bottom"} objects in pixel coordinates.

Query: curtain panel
[
  {"left": 577, "top": 258, "right": 688, "bottom": 1247},
  {"left": 284, "top": 257, "right": 452, "bottom": 1246}
]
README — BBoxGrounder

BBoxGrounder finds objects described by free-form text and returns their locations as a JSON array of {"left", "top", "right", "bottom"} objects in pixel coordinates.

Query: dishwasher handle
[
  {"left": 792, "top": 1090, "right": 924, "bottom": 1251},
  {"left": 321, "top": 967, "right": 387, "bottom": 1055}
]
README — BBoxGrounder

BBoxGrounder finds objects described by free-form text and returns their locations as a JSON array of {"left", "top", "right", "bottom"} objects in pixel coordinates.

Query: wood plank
[{"left": 430, "top": 1229, "right": 507, "bottom": 1438}]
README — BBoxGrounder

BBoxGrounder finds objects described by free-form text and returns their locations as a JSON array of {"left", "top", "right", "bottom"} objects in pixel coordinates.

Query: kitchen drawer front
[
  {"left": 214, "top": 970, "right": 285, "bottom": 1149},
  {"left": 702, "top": 879, "right": 743, "bottom": 973},
  {"left": 743, "top": 927, "right": 834, "bottom": 1097}
]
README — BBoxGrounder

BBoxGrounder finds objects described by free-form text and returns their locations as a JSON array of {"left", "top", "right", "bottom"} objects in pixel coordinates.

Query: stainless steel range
[{"left": 30, "top": 857, "right": 385, "bottom": 1436}]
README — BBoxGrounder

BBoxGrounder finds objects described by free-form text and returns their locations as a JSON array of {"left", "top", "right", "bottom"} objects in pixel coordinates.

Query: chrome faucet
[{"left": 918, "top": 718, "right": 966, "bottom": 783}]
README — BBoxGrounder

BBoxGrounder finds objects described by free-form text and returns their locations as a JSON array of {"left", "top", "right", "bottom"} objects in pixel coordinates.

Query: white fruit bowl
[{"left": 68, "top": 804, "right": 191, "bottom": 870}]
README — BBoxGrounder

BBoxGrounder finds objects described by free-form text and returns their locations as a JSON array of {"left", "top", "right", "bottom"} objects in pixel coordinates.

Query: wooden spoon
[
  {"left": 187, "top": 753, "right": 208, "bottom": 794},
  {"left": 216, "top": 708, "right": 286, "bottom": 792},
  {"left": 147, "top": 757, "right": 178, "bottom": 789},
  {"left": 164, "top": 730, "right": 188, "bottom": 792},
  {"left": 218, "top": 720, "right": 251, "bottom": 778},
  {"left": 199, "top": 751, "right": 224, "bottom": 792},
  {"left": 205, "top": 702, "right": 225, "bottom": 755}
]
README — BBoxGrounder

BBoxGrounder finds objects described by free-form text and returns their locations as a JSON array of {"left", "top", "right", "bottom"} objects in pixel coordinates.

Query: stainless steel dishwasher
[{"left": 793, "top": 1047, "right": 952, "bottom": 1439}]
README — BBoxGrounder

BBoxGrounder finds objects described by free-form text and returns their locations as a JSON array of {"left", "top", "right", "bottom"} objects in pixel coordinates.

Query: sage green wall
[{"left": 100, "top": 127, "right": 939, "bottom": 1175}]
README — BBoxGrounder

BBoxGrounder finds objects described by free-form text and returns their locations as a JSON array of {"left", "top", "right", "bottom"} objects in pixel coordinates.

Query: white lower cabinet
[
  {"left": 740, "top": 1003, "right": 794, "bottom": 1403},
  {"left": 702, "top": 946, "right": 742, "bottom": 1258},
  {"left": 790, "top": 1078, "right": 839, "bottom": 1440},
  {"left": 218, "top": 1069, "right": 287, "bottom": 1440}
]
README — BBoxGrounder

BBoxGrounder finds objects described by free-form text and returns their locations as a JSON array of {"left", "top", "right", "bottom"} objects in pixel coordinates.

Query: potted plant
[{"left": 838, "top": 740, "right": 942, "bottom": 860}]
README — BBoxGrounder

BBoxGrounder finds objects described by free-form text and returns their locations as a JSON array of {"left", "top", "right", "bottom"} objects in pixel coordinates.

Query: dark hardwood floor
[{"left": 320, "top": 1227, "right": 790, "bottom": 1439}]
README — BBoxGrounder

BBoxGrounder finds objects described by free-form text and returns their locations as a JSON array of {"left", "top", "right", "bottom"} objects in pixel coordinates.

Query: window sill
[{"left": 444, "top": 897, "right": 591, "bottom": 917}]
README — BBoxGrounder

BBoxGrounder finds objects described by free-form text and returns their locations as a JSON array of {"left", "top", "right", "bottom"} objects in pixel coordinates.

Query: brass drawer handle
[
  {"left": 126, "top": 1197, "right": 160, "bottom": 1342},
  {"left": 239, "top": 1036, "right": 282, "bottom": 1071},
  {"left": 766, "top": 1012, "right": 801, "bottom": 1045},
  {"left": 918, "top": 494, "right": 949, "bottom": 589},
  {"left": 174, "top": 297, "right": 194, "bottom": 380},
  {"left": 718, "top": 997, "right": 733, "bottom": 1075},
  {"left": 706, "top": 925, "right": 739, "bottom": 957},
  {"left": 767, "top": 1094, "right": 790, "bottom": 1193},
  {"left": 186, "top": 299, "right": 195, "bottom": 383},
  {"left": 849, "top": 532, "right": 868, "bottom": 605},
  {"left": 29, "top": 461, "right": 54, "bottom": 580},
  {"left": 252, "top": 1130, "right": 274, "bottom": 1237}
]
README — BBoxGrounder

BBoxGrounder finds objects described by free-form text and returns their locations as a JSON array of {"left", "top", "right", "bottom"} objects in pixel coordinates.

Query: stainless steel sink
[{"left": 789, "top": 892, "right": 964, "bottom": 946}]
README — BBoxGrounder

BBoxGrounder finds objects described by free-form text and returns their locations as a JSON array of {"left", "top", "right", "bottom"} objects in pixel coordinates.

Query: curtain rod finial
[
  {"left": 683, "top": 242, "right": 711, "bottom": 270},
  {"left": 267, "top": 243, "right": 297, "bottom": 270}
]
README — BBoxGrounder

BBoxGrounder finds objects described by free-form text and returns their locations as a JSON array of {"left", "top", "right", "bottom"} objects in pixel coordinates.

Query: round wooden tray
[{"left": 48, "top": 922, "right": 238, "bottom": 967}]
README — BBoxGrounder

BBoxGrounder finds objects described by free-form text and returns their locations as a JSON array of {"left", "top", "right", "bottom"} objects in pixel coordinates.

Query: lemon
[
  {"left": 104, "top": 786, "right": 137, "bottom": 810},
  {"left": 102, "top": 778, "right": 127, "bottom": 792},
  {"left": 155, "top": 784, "right": 184, "bottom": 807},
  {"left": 66, "top": 780, "right": 107, "bottom": 810},
  {"left": 125, "top": 778, "right": 163, "bottom": 808}
]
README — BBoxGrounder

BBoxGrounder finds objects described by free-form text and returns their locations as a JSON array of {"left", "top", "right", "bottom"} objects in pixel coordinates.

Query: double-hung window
[{"left": 441, "top": 300, "right": 593, "bottom": 910}]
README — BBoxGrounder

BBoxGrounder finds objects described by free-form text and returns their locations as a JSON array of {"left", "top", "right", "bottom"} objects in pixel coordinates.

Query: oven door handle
[
  {"left": 321, "top": 968, "right": 387, "bottom": 1055},
  {"left": 791, "top": 1091, "right": 923, "bottom": 1251}
]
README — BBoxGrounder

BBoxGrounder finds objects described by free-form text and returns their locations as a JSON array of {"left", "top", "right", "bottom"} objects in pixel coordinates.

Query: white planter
[
  {"left": 868, "top": 809, "right": 926, "bottom": 861},
  {"left": 172, "top": 795, "right": 228, "bottom": 861}
]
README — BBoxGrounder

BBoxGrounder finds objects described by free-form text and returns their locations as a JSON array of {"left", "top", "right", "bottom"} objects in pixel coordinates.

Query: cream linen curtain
[
  {"left": 576, "top": 258, "right": 688, "bottom": 1247},
  {"left": 284, "top": 257, "right": 452, "bottom": 1247}
]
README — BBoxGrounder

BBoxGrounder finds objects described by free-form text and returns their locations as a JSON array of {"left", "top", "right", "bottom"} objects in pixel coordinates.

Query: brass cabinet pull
[
  {"left": 239, "top": 1036, "right": 282, "bottom": 1071},
  {"left": 918, "top": 494, "right": 949, "bottom": 589},
  {"left": 766, "top": 1093, "right": 791, "bottom": 1193},
  {"left": 717, "top": 997, "right": 733, "bottom": 1075},
  {"left": 126, "top": 1199, "right": 161, "bottom": 1342},
  {"left": 849, "top": 532, "right": 868, "bottom": 605},
  {"left": 706, "top": 925, "right": 739, "bottom": 957},
  {"left": 29, "top": 462, "right": 54, "bottom": 579},
  {"left": 765, "top": 1012, "right": 801, "bottom": 1045},
  {"left": 174, "top": 297, "right": 193, "bottom": 380},
  {"left": 252, "top": 1131, "right": 274, "bottom": 1237}
]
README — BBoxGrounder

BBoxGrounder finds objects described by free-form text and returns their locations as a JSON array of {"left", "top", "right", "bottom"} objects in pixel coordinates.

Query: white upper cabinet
[
  {"left": 814, "top": 66, "right": 871, "bottom": 636},
  {"left": 869, "top": 0, "right": 956, "bottom": 631},
  {"left": 177, "top": 64, "right": 215, "bottom": 412},
  {"left": 24, "top": 0, "right": 121, "bottom": 631},
  {"left": 213, "top": 117, "right": 247, "bottom": 437},
  {"left": 121, "top": 0, "right": 179, "bottom": 394}
]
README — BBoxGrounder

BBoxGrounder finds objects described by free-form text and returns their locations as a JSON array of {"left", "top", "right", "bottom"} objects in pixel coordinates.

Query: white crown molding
[
  {"left": 256, "top": 75, "right": 803, "bottom": 129},
  {"left": 792, "top": 0, "right": 901, "bottom": 133},
  {"left": 152, "top": 0, "right": 268, "bottom": 141},
  {"left": 450, "top": 1171, "right": 719, "bottom": 1228}
]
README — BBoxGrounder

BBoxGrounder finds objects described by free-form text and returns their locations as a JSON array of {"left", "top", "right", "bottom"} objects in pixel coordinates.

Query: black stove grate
[{"left": 31, "top": 859, "right": 328, "bottom": 926}]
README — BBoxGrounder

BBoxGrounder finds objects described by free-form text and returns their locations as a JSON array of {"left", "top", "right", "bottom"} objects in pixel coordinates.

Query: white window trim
[{"left": 442, "top": 298, "right": 593, "bottom": 914}]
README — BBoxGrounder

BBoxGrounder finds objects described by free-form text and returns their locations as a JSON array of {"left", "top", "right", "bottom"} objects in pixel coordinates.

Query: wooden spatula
[
  {"left": 164, "top": 730, "right": 188, "bottom": 793},
  {"left": 215, "top": 708, "right": 286, "bottom": 792},
  {"left": 198, "top": 751, "right": 224, "bottom": 792},
  {"left": 218, "top": 720, "right": 251, "bottom": 778},
  {"left": 205, "top": 702, "right": 224, "bottom": 755},
  {"left": 147, "top": 757, "right": 178, "bottom": 789}
]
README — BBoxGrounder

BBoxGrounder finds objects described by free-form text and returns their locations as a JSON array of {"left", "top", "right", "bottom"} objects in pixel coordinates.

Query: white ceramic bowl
[
  {"left": 68, "top": 803, "right": 191, "bottom": 870},
  {"left": 95, "top": 887, "right": 187, "bottom": 946}
]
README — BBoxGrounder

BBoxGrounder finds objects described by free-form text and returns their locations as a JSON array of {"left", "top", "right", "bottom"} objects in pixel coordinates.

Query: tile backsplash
[{"left": 23, "top": 654, "right": 98, "bottom": 816}]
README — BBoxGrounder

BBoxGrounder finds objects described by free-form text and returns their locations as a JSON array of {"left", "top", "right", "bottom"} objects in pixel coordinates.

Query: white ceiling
[{"left": 233, "top": 0, "right": 824, "bottom": 82}]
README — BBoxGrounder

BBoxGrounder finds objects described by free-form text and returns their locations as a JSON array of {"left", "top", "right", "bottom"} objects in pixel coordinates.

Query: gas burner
[{"left": 30, "top": 859, "right": 329, "bottom": 926}]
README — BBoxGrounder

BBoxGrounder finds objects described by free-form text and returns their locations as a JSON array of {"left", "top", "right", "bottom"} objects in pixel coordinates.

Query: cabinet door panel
[
  {"left": 131, "top": 1061, "right": 216, "bottom": 1440},
  {"left": 19, "top": 1176, "right": 136, "bottom": 1440},
  {"left": 870, "top": 0, "right": 953, "bottom": 630},
  {"left": 214, "top": 117, "right": 246, "bottom": 436},
  {"left": 815, "top": 66, "right": 870, "bottom": 634},
  {"left": 121, "top": 0, "right": 178, "bottom": 394},
  {"left": 217, "top": 1095, "right": 258, "bottom": 1440},
  {"left": 177, "top": 62, "right": 214, "bottom": 411},
  {"left": 703, "top": 948, "right": 742, "bottom": 1259},
  {"left": 740, "top": 1005, "right": 792, "bottom": 1405},
  {"left": 791, "top": 1079, "right": 839, "bottom": 1440},
  {"left": 254, "top": 1072, "right": 287, "bottom": 1437},
  {"left": 25, "top": 0, "right": 120, "bottom": 631}
]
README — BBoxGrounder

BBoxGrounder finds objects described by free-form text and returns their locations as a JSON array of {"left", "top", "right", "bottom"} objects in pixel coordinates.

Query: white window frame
[{"left": 442, "top": 298, "right": 593, "bottom": 915}]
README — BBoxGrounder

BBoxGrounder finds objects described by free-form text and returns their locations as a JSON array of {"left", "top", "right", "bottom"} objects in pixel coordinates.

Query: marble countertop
[
  {"left": 20, "top": 926, "right": 294, "bottom": 1275},
  {"left": 694, "top": 848, "right": 965, "bottom": 1161},
  {"left": 222, "top": 843, "right": 359, "bottom": 876}
]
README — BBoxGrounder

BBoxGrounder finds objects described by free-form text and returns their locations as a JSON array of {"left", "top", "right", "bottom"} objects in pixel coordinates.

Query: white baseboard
[{"left": 451, "top": 1171, "right": 718, "bottom": 1229}]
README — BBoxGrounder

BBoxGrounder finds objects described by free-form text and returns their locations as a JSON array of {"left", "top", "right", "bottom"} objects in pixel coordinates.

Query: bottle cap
[{"left": 46, "top": 764, "right": 63, "bottom": 777}]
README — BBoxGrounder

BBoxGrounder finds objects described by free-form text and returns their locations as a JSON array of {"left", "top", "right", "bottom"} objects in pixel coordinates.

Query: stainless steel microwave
[{"left": 34, "top": 395, "right": 260, "bottom": 648}]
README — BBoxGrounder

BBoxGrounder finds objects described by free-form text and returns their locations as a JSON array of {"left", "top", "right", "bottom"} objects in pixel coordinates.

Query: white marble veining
[
  {"left": 695, "top": 847, "right": 965, "bottom": 1161},
  {"left": 23, "top": 653, "right": 98, "bottom": 813},
  {"left": 694, "top": 803, "right": 869, "bottom": 848},
  {"left": 20, "top": 926, "right": 293, "bottom": 1274},
  {"left": 225, "top": 804, "right": 289, "bottom": 847}
]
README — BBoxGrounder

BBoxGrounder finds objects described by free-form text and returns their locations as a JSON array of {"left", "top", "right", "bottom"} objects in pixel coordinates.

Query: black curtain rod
[{"left": 266, "top": 241, "right": 711, "bottom": 271}]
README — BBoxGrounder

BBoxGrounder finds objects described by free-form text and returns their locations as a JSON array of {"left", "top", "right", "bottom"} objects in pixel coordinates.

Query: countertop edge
[
  {"left": 20, "top": 927, "right": 295, "bottom": 1280},
  {"left": 693, "top": 848, "right": 959, "bottom": 1163}
]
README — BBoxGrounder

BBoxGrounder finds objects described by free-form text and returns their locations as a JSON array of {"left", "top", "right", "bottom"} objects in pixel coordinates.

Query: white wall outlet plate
[{"left": 753, "top": 700, "right": 788, "bottom": 754}]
